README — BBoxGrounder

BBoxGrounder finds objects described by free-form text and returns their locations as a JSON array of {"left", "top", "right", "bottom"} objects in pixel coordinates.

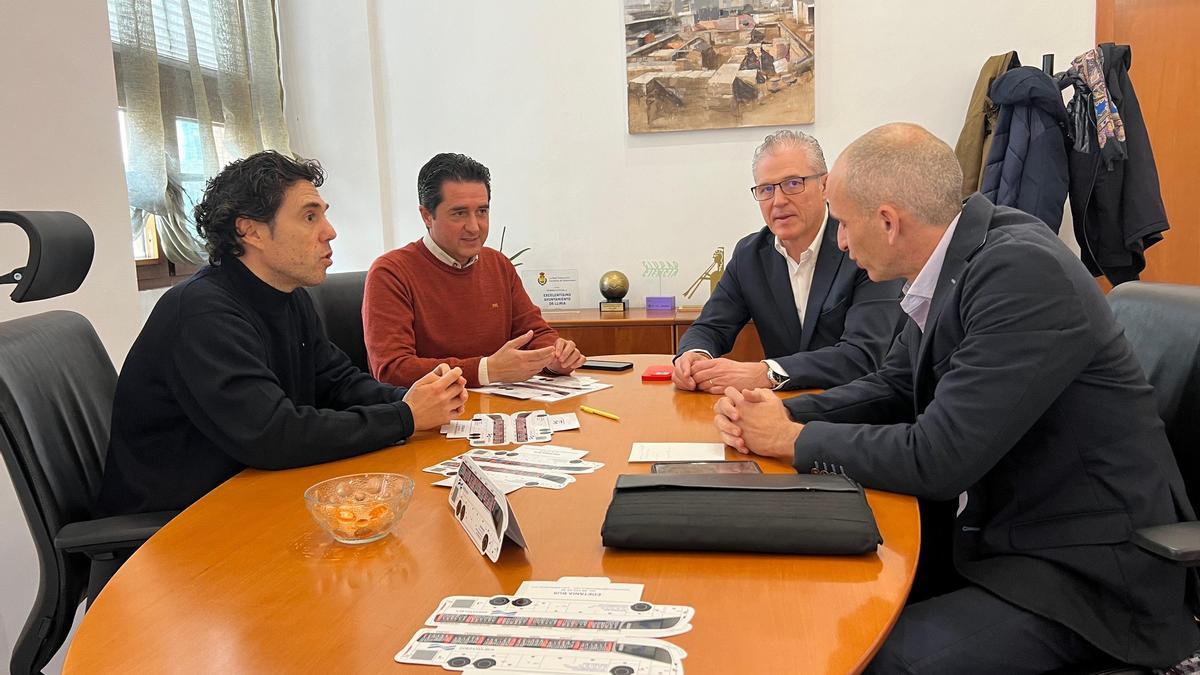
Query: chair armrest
[
  {"left": 54, "top": 510, "right": 179, "bottom": 556},
  {"left": 1131, "top": 521, "right": 1200, "bottom": 566}
]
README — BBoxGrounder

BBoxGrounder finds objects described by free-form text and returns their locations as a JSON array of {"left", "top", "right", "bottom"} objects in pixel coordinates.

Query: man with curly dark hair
[{"left": 98, "top": 150, "right": 467, "bottom": 515}]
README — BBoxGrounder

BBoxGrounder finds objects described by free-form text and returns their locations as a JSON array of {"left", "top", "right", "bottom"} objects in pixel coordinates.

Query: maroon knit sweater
[{"left": 363, "top": 240, "right": 557, "bottom": 387}]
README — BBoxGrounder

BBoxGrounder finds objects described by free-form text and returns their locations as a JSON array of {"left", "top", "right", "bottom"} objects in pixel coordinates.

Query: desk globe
[{"left": 599, "top": 270, "right": 629, "bottom": 313}]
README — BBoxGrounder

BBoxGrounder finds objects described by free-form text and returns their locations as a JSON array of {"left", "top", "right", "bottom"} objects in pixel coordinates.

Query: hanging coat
[
  {"left": 1067, "top": 43, "right": 1168, "bottom": 285},
  {"left": 980, "top": 66, "right": 1070, "bottom": 232},
  {"left": 954, "top": 51, "right": 1020, "bottom": 198}
]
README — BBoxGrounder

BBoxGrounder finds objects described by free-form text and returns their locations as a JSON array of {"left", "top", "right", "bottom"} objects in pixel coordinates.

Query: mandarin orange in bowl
[{"left": 304, "top": 473, "right": 414, "bottom": 544}]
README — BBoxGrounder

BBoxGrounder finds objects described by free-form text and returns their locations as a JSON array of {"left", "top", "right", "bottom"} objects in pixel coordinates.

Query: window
[
  {"left": 115, "top": 109, "right": 153, "bottom": 260},
  {"left": 175, "top": 116, "right": 230, "bottom": 228},
  {"left": 107, "top": 0, "right": 218, "bottom": 71},
  {"left": 107, "top": 0, "right": 293, "bottom": 289},
  {"left": 117, "top": 110, "right": 230, "bottom": 261}
]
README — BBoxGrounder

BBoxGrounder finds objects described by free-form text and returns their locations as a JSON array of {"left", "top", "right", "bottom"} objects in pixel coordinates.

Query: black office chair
[
  {"left": 0, "top": 211, "right": 176, "bottom": 675},
  {"left": 1066, "top": 282, "right": 1200, "bottom": 675},
  {"left": 0, "top": 211, "right": 94, "bottom": 303},
  {"left": 307, "top": 270, "right": 370, "bottom": 372},
  {"left": 1110, "top": 282, "right": 1200, "bottom": 507}
]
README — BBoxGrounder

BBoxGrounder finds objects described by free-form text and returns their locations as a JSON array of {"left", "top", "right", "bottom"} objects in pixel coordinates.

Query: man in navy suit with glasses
[{"left": 674, "top": 130, "right": 904, "bottom": 394}]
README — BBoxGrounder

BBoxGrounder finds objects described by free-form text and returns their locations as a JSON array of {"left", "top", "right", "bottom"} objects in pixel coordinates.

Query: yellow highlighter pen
[{"left": 580, "top": 405, "right": 620, "bottom": 421}]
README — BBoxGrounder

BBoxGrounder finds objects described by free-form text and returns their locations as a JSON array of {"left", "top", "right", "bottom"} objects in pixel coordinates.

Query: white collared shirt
[
  {"left": 761, "top": 207, "right": 828, "bottom": 385},
  {"left": 900, "top": 212, "right": 962, "bottom": 332},
  {"left": 690, "top": 207, "right": 828, "bottom": 389},
  {"left": 422, "top": 233, "right": 478, "bottom": 269},
  {"left": 772, "top": 206, "right": 828, "bottom": 328}
]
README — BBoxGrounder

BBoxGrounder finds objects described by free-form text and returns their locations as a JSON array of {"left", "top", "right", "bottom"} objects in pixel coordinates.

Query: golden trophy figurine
[{"left": 682, "top": 247, "right": 725, "bottom": 308}]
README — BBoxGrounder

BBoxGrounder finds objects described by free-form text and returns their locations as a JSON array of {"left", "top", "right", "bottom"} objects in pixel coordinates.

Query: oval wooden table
[{"left": 64, "top": 355, "right": 918, "bottom": 674}]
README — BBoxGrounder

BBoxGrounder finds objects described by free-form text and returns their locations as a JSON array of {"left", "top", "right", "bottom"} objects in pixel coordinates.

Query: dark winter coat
[
  {"left": 980, "top": 66, "right": 1070, "bottom": 232},
  {"left": 1067, "top": 43, "right": 1168, "bottom": 285}
]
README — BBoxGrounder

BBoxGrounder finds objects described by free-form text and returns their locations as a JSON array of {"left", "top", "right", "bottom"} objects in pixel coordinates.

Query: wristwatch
[{"left": 764, "top": 362, "right": 789, "bottom": 390}]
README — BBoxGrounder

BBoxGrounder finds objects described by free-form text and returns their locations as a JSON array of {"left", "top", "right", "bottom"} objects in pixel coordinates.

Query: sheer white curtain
[{"left": 108, "top": 0, "right": 291, "bottom": 264}]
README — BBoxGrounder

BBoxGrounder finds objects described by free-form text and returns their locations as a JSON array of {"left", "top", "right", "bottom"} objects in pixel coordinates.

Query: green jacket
[{"left": 953, "top": 51, "right": 1020, "bottom": 198}]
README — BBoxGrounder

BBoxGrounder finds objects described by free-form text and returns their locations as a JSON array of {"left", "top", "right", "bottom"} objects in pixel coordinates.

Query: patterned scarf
[{"left": 1069, "top": 48, "right": 1128, "bottom": 165}]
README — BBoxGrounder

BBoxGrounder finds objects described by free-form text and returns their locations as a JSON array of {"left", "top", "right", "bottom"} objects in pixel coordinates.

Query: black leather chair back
[
  {"left": 306, "top": 270, "right": 369, "bottom": 372},
  {"left": 0, "top": 311, "right": 115, "bottom": 673},
  {"left": 1109, "top": 281, "right": 1200, "bottom": 508},
  {"left": 0, "top": 211, "right": 95, "bottom": 302}
]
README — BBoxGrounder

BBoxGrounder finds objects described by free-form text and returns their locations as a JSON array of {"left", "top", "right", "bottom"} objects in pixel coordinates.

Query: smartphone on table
[{"left": 579, "top": 359, "right": 634, "bottom": 371}]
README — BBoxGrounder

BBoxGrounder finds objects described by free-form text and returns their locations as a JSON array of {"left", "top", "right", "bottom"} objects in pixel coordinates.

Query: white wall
[
  {"left": 278, "top": 0, "right": 392, "bottom": 272},
  {"left": 0, "top": 0, "right": 142, "bottom": 671},
  {"left": 280, "top": 0, "right": 1095, "bottom": 307}
]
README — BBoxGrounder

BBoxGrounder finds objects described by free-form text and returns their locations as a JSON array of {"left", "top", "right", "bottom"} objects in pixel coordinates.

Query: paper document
[
  {"left": 439, "top": 420, "right": 474, "bottom": 439},
  {"left": 440, "top": 410, "right": 561, "bottom": 447},
  {"left": 395, "top": 577, "right": 692, "bottom": 673},
  {"left": 448, "top": 457, "right": 526, "bottom": 563},
  {"left": 471, "top": 374, "right": 612, "bottom": 402},
  {"left": 426, "top": 446, "right": 601, "bottom": 494},
  {"left": 629, "top": 442, "right": 726, "bottom": 462},
  {"left": 547, "top": 412, "right": 580, "bottom": 431}
]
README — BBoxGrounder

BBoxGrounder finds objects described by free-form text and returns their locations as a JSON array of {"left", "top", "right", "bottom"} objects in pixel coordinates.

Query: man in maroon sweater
[{"left": 364, "top": 153, "right": 586, "bottom": 388}]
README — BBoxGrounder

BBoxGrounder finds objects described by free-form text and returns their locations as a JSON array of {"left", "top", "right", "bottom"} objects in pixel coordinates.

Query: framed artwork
[{"left": 624, "top": 1, "right": 816, "bottom": 134}]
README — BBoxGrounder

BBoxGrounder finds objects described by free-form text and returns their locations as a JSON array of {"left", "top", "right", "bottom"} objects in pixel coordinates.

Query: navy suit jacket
[
  {"left": 786, "top": 195, "right": 1197, "bottom": 666},
  {"left": 676, "top": 215, "right": 904, "bottom": 389}
]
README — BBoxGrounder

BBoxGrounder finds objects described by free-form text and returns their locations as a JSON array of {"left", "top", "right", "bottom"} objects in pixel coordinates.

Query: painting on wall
[{"left": 624, "top": 0, "right": 816, "bottom": 134}]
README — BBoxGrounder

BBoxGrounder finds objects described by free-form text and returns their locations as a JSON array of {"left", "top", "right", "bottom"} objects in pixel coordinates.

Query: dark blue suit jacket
[
  {"left": 676, "top": 215, "right": 904, "bottom": 389},
  {"left": 786, "top": 195, "right": 1197, "bottom": 666}
]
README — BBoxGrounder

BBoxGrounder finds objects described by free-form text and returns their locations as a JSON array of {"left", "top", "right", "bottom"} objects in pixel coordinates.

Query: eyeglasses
[{"left": 749, "top": 173, "right": 826, "bottom": 201}]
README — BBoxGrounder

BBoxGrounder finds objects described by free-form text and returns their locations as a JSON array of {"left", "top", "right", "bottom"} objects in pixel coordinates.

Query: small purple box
[{"left": 645, "top": 295, "right": 676, "bottom": 311}]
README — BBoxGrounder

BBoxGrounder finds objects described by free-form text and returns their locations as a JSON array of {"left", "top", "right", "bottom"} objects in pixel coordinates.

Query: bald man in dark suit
[{"left": 715, "top": 123, "right": 1198, "bottom": 673}]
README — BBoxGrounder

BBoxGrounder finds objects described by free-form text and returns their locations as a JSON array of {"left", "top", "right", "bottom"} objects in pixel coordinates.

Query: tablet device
[
  {"left": 651, "top": 460, "right": 763, "bottom": 474},
  {"left": 579, "top": 359, "right": 634, "bottom": 371}
]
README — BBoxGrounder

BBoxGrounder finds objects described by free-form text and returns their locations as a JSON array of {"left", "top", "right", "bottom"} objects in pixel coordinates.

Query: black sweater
[{"left": 97, "top": 257, "right": 414, "bottom": 515}]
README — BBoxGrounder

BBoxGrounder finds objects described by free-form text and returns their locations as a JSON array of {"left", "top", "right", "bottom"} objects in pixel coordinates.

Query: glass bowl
[{"left": 303, "top": 472, "right": 414, "bottom": 544}]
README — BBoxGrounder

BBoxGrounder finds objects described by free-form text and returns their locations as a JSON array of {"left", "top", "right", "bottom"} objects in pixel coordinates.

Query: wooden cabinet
[
  {"left": 551, "top": 324, "right": 675, "bottom": 355},
  {"left": 545, "top": 308, "right": 765, "bottom": 360}
]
